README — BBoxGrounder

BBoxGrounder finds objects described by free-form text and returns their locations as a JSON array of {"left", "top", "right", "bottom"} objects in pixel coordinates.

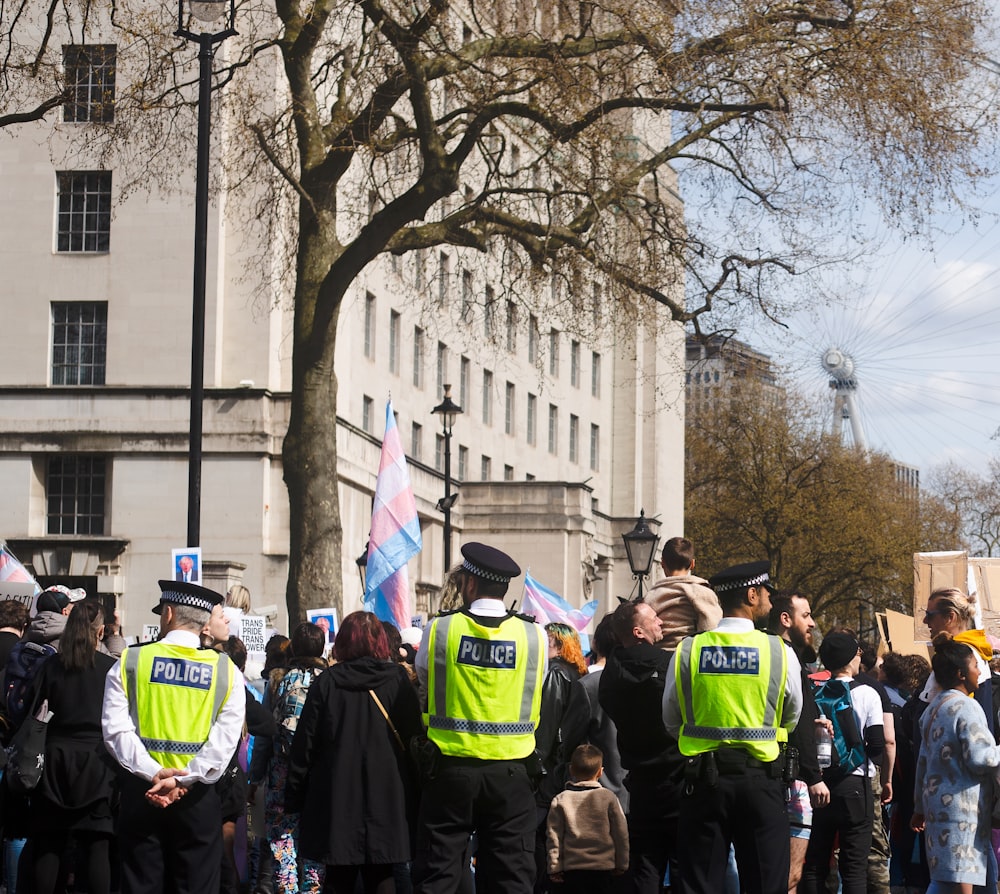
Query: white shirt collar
[
  {"left": 715, "top": 617, "right": 755, "bottom": 632},
  {"left": 468, "top": 598, "right": 508, "bottom": 617},
  {"left": 160, "top": 629, "right": 202, "bottom": 647}
]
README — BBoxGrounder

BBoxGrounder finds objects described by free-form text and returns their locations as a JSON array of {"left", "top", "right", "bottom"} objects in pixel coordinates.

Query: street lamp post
[
  {"left": 621, "top": 509, "right": 660, "bottom": 603},
  {"left": 176, "top": 0, "right": 237, "bottom": 548},
  {"left": 432, "top": 385, "right": 463, "bottom": 573}
]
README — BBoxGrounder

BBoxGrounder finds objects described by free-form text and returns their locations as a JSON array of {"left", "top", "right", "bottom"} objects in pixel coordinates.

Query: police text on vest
[
  {"left": 698, "top": 646, "right": 760, "bottom": 675},
  {"left": 456, "top": 636, "right": 517, "bottom": 669},
  {"left": 150, "top": 657, "right": 214, "bottom": 690}
]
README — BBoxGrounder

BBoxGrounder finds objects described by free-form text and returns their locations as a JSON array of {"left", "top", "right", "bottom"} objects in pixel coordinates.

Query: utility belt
[
  {"left": 410, "top": 735, "right": 543, "bottom": 784},
  {"left": 684, "top": 746, "right": 789, "bottom": 792}
]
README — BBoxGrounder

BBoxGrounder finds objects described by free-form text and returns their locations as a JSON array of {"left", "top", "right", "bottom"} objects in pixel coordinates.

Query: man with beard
[
  {"left": 598, "top": 601, "right": 684, "bottom": 893},
  {"left": 768, "top": 591, "right": 830, "bottom": 893}
]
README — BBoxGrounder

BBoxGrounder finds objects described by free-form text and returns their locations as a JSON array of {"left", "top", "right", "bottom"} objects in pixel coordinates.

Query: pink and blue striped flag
[
  {"left": 522, "top": 571, "right": 598, "bottom": 633},
  {"left": 0, "top": 543, "right": 40, "bottom": 592},
  {"left": 364, "top": 400, "right": 422, "bottom": 630}
]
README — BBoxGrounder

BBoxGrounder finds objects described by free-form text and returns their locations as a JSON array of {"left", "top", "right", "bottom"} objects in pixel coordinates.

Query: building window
[
  {"left": 590, "top": 424, "right": 600, "bottom": 471},
  {"left": 549, "top": 329, "right": 560, "bottom": 377},
  {"left": 414, "top": 249, "right": 425, "bottom": 290},
  {"left": 458, "top": 445, "right": 469, "bottom": 481},
  {"left": 548, "top": 404, "right": 558, "bottom": 454},
  {"left": 413, "top": 327, "right": 425, "bottom": 388},
  {"left": 505, "top": 382, "right": 515, "bottom": 435},
  {"left": 527, "top": 393, "right": 537, "bottom": 445},
  {"left": 504, "top": 464, "right": 514, "bottom": 481},
  {"left": 435, "top": 434, "right": 444, "bottom": 471},
  {"left": 528, "top": 315, "right": 539, "bottom": 363},
  {"left": 592, "top": 282, "right": 602, "bottom": 329},
  {"left": 63, "top": 44, "right": 116, "bottom": 123},
  {"left": 51, "top": 301, "right": 107, "bottom": 385},
  {"left": 47, "top": 455, "right": 106, "bottom": 535},
  {"left": 389, "top": 311, "right": 401, "bottom": 374},
  {"left": 362, "top": 395, "right": 374, "bottom": 433},
  {"left": 569, "top": 414, "right": 579, "bottom": 462},
  {"left": 570, "top": 340, "right": 580, "bottom": 388},
  {"left": 482, "top": 370, "right": 493, "bottom": 425},
  {"left": 436, "top": 342, "right": 448, "bottom": 395},
  {"left": 438, "top": 252, "right": 450, "bottom": 303},
  {"left": 460, "top": 356, "right": 470, "bottom": 411},
  {"left": 481, "top": 455, "right": 492, "bottom": 481},
  {"left": 591, "top": 351, "right": 601, "bottom": 397},
  {"left": 462, "top": 269, "right": 473, "bottom": 318},
  {"left": 411, "top": 422, "right": 422, "bottom": 461},
  {"left": 525, "top": 472, "right": 536, "bottom": 481},
  {"left": 484, "top": 286, "right": 495, "bottom": 337},
  {"left": 506, "top": 301, "right": 517, "bottom": 353},
  {"left": 56, "top": 171, "right": 112, "bottom": 253},
  {"left": 364, "top": 292, "right": 376, "bottom": 359}
]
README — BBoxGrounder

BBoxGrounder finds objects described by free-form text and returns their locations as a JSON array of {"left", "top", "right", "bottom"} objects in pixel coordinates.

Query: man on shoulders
[{"left": 645, "top": 537, "right": 721, "bottom": 653}]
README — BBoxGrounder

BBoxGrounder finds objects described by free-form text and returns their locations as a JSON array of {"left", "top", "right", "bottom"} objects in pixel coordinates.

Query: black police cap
[
  {"left": 708, "top": 560, "right": 773, "bottom": 594},
  {"left": 153, "top": 580, "right": 225, "bottom": 616},
  {"left": 460, "top": 542, "right": 521, "bottom": 584}
]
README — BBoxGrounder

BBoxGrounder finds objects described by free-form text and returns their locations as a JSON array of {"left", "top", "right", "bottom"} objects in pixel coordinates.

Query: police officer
[
  {"left": 102, "top": 581, "right": 246, "bottom": 894},
  {"left": 413, "top": 542, "right": 547, "bottom": 894},
  {"left": 662, "top": 561, "right": 803, "bottom": 894}
]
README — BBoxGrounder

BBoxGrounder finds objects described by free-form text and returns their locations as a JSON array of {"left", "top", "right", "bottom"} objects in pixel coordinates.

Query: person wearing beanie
[{"left": 799, "top": 631, "right": 884, "bottom": 894}]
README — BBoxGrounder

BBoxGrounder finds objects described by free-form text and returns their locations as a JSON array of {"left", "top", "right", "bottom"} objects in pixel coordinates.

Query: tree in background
[
  {"left": 3, "top": 0, "right": 996, "bottom": 618},
  {"left": 685, "top": 381, "right": 961, "bottom": 631},
  {"left": 929, "top": 460, "right": 1000, "bottom": 557}
]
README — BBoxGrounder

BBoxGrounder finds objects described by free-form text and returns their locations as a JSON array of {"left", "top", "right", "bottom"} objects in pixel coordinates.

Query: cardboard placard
[
  {"left": 913, "top": 551, "right": 968, "bottom": 638},
  {"left": 884, "top": 608, "right": 930, "bottom": 661}
]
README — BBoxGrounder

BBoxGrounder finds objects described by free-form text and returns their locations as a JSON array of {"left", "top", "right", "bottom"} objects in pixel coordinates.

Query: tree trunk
[{"left": 283, "top": 199, "right": 345, "bottom": 623}]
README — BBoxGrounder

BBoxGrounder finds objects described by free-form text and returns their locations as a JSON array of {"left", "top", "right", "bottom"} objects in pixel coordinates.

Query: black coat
[{"left": 285, "top": 657, "right": 421, "bottom": 866}]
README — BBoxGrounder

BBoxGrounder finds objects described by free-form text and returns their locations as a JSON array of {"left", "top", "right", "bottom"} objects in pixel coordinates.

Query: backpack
[
  {"left": 271, "top": 667, "right": 320, "bottom": 758},
  {"left": 812, "top": 677, "right": 866, "bottom": 781},
  {"left": 4, "top": 641, "right": 57, "bottom": 731}
]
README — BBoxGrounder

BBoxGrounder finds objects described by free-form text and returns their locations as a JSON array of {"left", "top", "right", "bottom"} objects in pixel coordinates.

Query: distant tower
[{"left": 821, "top": 347, "right": 868, "bottom": 451}]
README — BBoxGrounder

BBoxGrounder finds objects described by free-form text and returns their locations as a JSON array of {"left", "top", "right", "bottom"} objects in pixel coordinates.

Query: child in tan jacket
[{"left": 546, "top": 744, "right": 629, "bottom": 893}]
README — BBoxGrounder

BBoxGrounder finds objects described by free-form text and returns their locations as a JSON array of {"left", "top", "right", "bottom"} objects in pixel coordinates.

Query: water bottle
[{"left": 816, "top": 724, "right": 832, "bottom": 769}]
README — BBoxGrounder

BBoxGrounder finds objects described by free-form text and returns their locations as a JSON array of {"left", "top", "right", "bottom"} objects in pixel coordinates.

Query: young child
[{"left": 546, "top": 744, "right": 629, "bottom": 893}]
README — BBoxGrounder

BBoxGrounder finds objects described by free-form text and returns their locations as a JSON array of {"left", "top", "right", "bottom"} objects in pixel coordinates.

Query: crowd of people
[{"left": 0, "top": 539, "right": 998, "bottom": 894}]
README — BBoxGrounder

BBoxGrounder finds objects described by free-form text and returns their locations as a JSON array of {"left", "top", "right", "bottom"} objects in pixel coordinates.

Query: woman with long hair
[
  {"left": 285, "top": 611, "right": 421, "bottom": 894},
  {"left": 911, "top": 634, "right": 1000, "bottom": 894},
  {"left": 26, "top": 599, "right": 116, "bottom": 894}
]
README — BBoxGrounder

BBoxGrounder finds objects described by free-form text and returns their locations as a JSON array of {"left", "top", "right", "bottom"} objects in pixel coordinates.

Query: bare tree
[
  {"left": 10, "top": 0, "right": 997, "bottom": 618},
  {"left": 929, "top": 460, "right": 1000, "bottom": 557}
]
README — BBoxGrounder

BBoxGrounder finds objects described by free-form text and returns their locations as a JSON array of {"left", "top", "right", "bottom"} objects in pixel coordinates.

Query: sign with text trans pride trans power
[{"left": 364, "top": 400, "right": 422, "bottom": 630}]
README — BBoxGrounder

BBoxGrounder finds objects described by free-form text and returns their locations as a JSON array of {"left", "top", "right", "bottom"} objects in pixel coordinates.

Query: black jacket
[
  {"left": 285, "top": 657, "right": 421, "bottom": 866},
  {"left": 598, "top": 643, "right": 677, "bottom": 778},
  {"left": 535, "top": 657, "right": 582, "bottom": 804}
]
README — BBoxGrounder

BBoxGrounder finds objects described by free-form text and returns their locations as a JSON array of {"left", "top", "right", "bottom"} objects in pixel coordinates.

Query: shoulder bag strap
[{"left": 369, "top": 689, "right": 406, "bottom": 753}]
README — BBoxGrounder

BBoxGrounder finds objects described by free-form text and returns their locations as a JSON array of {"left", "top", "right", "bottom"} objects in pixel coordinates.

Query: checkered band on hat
[
  {"left": 461, "top": 559, "right": 512, "bottom": 583},
  {"left": 714, "top": 572, "right": 770, "bottom": 593},
  {"left": 160, "top": 590, "right": 215, "bottom": 613}
]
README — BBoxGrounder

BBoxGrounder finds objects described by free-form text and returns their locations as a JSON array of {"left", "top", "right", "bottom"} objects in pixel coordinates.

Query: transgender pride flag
[
  {"left": 0, "top": 543, "right": 39, "bottom": 592},
  {"left": 364, "top": 400, "right": 422, "bottom": 630},
  {"left": 522, "top": 572, "right": 598, "bottom": 633}
]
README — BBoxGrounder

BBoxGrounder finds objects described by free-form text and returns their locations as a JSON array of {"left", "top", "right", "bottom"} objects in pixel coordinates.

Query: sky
[{"left": 740, "top": 205, "right": 1000, "bottom": 482}]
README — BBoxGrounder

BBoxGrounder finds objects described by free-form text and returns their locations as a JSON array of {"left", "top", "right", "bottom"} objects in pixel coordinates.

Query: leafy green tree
[{"left": 685, "top": 381, "right": 961, "bottom": 630}]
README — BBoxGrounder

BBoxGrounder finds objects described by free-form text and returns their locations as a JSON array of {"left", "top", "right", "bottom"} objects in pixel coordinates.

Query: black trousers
[
  {"left": 624, "top": 773, "right": 680, "bottom": 894},
  {"left": 677, "top": 765, "right": 790, "bottom": 894},
  {"left": 799, "top": 774, "right": 873, "bottom": 894},
  {"left": 412, "top": 758, "right": 536, "bottom": 894},
  {"left": 552, "top": 870, "right": 616, "bottom": 894},
  {"left": 117, "top": 774, "right": 222, "bottom": 894}
]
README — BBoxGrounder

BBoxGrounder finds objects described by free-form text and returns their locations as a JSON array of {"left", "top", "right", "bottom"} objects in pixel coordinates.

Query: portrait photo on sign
[
  {"left": 306, "top": 608, "right": 339, "bottom": 644},
  {"left": 171, "top": 547, "right": 202, "bottom": 584}
]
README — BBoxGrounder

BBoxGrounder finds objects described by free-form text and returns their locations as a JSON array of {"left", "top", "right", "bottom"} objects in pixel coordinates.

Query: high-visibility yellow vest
[
  {"left": 121, "top": 643, "right": 234, "bottom": 770},
  {"left": 675, "top": 628, "right": 788, "bottom": 763},
  {"left": 424, "top": 610, "right": 545, "bottom": 760}
]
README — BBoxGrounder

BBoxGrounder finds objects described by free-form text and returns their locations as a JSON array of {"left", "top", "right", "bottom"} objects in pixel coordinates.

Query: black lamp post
[
  {"left": 176, "top": 0, "right": 237, "bottom": 548},
  {"left": 622, "top": 509, "right": 660, "bottom": 602},
  {"left": 356, "top": 542, "right": 369, "bottom": 591},
  {"left": 432, "top": 385, "right": 463, "bottom": 573}
]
